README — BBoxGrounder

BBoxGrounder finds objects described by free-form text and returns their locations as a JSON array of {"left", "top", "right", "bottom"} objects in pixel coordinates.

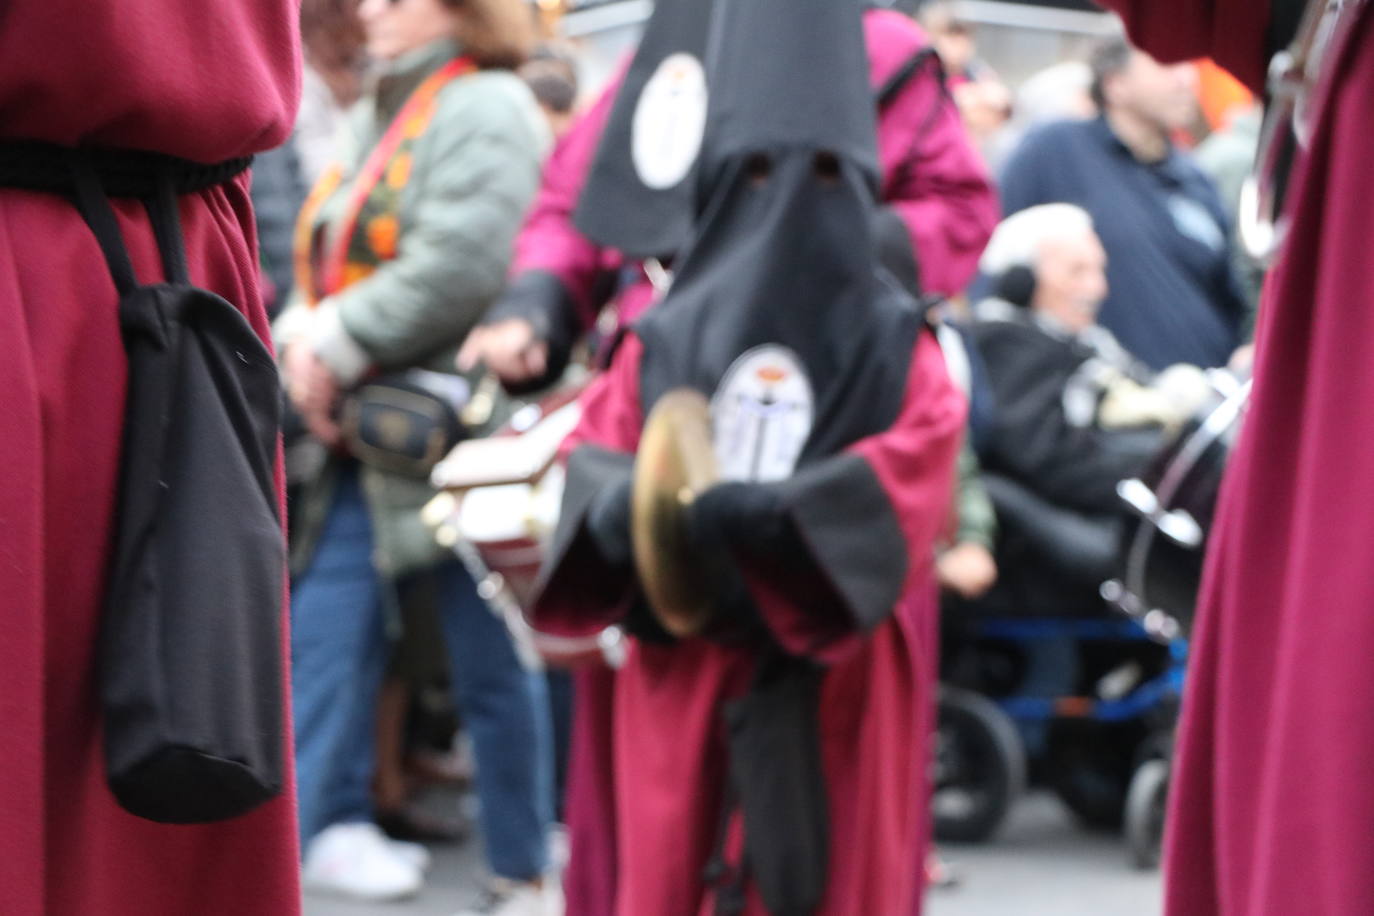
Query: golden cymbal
[{"left": 632, "top": 388, "right": 721, "bottom": 638}]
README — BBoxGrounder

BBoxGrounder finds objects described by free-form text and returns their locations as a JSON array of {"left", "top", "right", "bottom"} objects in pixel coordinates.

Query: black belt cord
[
  {"left": 61, "top": 148, "right": 195, "bottom": 298},
  {"left": 0, "top": 140, "right": 250, "bottom": 199},
  {"left": 64, "top": 150, "right": 139, "bottom": 297}
]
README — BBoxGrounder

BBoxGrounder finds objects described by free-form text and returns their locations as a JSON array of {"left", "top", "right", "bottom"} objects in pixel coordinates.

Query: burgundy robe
[
  {"left": 1098, "top": 3, "right": 1374, "bottom": 914},
  {"left": 534, "top": 333, "right": 965, "bottom": 916},
  {"left": 0, "top": 4, "right": 302, "bottom": 915}
]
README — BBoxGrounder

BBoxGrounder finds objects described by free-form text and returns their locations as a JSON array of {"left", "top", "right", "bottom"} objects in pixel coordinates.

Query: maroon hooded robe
[
  {"left": 1096, "top": 2, "right": 1374, "bottom": 913},
  {"left": 532, "top": 2, "right": 966, "bottom": 912},
  {"left": 0, "top": 3, "right": 302, "bottom": 915}
]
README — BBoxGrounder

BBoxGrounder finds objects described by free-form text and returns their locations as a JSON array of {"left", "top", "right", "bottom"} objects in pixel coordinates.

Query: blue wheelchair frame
[{"left": 970, "top": 617, "right": 1188, "bottom": 725}]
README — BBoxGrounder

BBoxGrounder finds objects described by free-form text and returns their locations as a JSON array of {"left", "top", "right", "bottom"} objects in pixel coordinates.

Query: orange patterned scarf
[{"left": 293, "top": 56, "right": 475, "bottom": 305}]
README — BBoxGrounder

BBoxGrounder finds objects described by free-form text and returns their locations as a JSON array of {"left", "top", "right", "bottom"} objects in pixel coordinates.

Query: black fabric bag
[
  {"left": 70, "top": 156, "right": 286, "bottom": 824},
  {"left": 723, "top": 653, "right": 829, "bottom": 916}
]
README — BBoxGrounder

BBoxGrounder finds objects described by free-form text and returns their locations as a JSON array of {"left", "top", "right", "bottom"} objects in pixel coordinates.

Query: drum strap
[
  {"left": 1243, "top": 0, "right": 1369, "bottom": 262},
  {"left": 1268, "top": 0, "right": 1312, "bottom": 61}
]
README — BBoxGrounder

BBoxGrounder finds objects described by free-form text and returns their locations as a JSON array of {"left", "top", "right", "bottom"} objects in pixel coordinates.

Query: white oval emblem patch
[
  {"left": 710, "top": 346, "right": 814, "bottom": 483},
  {"left": 631, "top": 53, "right": 708, "bottom": 191}
]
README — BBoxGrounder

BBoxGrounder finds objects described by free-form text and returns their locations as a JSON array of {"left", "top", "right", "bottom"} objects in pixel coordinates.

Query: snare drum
[
  {"left": 456, "top": 470, "right": 565, "bottom": 610},
  {"left": 1104, "top": 373, "right": 1251, "bottom": 640},
  {"left": 425, "top": 378, "right": 625, "bottom": 669}
]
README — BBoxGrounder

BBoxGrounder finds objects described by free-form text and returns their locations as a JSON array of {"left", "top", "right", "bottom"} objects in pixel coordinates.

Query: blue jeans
[{"left": 292, "top": 470, "right": 552, "bottom": 879}]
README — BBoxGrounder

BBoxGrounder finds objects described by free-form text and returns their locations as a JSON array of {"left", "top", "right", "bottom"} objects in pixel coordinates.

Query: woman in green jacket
[{"left": 275, "top": 1, "right": 554, "bottom": 912}]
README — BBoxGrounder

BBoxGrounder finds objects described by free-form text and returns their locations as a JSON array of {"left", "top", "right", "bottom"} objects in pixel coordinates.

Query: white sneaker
[
  {"left": 386, "top": 837, "right": 433, "bottom": 873},
  {"left": 452, "top": 879, "right": 548, "bottom": 916},
  {"left": 302, "top": 822, "right": 424, "bottom": 901}
]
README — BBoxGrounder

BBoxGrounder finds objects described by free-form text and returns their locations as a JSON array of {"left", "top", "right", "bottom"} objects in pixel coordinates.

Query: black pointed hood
[
  {"left": 635, "top": 0, "right": 926, "bottom": 474},
  {"left": 572, "top": 0, "right": 717, "bottom": 259},
  {"left": 695, "top": 0, "right": 881, "bottom": 192}
]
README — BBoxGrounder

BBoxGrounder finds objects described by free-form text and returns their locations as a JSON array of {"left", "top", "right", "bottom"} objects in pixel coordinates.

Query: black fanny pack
[
  {"left": 339, "top": 369, "right": 472, "bottom": 478},
  {"left": 42, "top": 147, "right": 286, "bottom": 824}
]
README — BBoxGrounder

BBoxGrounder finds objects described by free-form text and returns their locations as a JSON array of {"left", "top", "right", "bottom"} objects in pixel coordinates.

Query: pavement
[
  {"left": 928, "top": 792, "right": 1162, "bottom": 916},
  {"left": 303, "top": 788, "right": 489, "bottom": 916},
  {"left": 303, "top": 790, "right": 1162, "bottom": 916}
]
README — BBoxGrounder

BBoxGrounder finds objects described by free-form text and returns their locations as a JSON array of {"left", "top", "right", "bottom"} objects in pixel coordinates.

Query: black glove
[
  {"left": 586, "top": 475, "right": 634, "bottom": 568},
  {"left": 688, "top": 481, "right": 789, "bottom": 555}
]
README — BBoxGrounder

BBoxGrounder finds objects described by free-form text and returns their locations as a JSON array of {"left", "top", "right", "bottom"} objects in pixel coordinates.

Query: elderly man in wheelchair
[
  {"left": 932, "top": 204, "right": 1218, "bottom": 852},
  {"left": 967, "top": 203, "right": 1215, "bottom": 602}
]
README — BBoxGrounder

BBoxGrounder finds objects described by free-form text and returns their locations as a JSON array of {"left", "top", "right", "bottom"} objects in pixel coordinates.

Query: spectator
[
  {"left": 985, "top": 60, "right": 1096, "bottom": 172},
  {"left": 929, "top": 302, "right": 999, "bottom": 601},
  {"left": 938, "top": 443, "right": 1000, "bottom": 600},
  {"left": 1194, "top": 101, "right": 1265, "bottom": 321},
  {"left": 298, "top": 0, "right": 369, "bottom": 184},
  {"left": 1015, "top": 60, "right": 1097, "bottom": 126},
  {"left": 916, "top": 1, "right": 992, "bottom": 85},
  {"left": 520, "top": 42, "right": 580, "bottom": 139},
  {"left": 251, "top": 143, "right": 309, "bottom": 316},
  {"left": 999, "top": 37, "right": 1247, "bottom": 370},
  {"left": 969, "top": 204, "right": 1210, "bottom": 515},
  {"left": 955, "top": 77, "right": 1014, "bottom": 166},
  {"left": 274, "top": 0, "right": 556, "bottom": 912},
  {"left": 916, "top": 1, "right": 1012, "bottom": 165}
]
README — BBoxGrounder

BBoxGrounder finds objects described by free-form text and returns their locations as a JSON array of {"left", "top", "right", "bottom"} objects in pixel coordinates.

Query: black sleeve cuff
[
  {"left": 772, "top": 453, "right": 910, "bottom": 632},
  {"left": 531, "top": 444, "right": 636, "bottom": 614}
]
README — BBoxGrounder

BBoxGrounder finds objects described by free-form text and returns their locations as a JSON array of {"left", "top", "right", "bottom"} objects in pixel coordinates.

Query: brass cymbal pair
[{"left": 631, "top": 388, "right": 723, "bottom": 638}]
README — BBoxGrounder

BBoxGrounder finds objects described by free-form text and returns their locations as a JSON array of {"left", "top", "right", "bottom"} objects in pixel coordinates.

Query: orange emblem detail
[
  {"left": 367, "top": 215, "right": 401, "bottom": 261},
  {"left": 404, "top": 112, "right": 430, "bottom": 136},
  {"left": 755, "top": 366, "right": 789, "bottom": 384},
  {"left": 342, "top": 262, "right": 378, "bottom": 287},
  {"left": 386, "top": 153, "right": 414, "bottom": 190}
]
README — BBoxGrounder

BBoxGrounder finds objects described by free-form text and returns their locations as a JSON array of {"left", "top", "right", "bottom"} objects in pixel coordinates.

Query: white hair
[{"left": 978, "top": 203, "right": 1096, "bottom": 276}]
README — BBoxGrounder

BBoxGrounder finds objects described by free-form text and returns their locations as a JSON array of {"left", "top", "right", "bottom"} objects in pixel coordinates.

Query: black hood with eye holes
[{"left": 636, "top": 0, "right": 924, "bottom": 463}]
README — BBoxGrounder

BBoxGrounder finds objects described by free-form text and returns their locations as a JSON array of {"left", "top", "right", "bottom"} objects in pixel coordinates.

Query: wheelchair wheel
[
  {"left": 1125, "top": 758, "right": 1170, "bottom": 870},
  {"left": 932, "top": 686, "right": 1025, "bottom": 843}
]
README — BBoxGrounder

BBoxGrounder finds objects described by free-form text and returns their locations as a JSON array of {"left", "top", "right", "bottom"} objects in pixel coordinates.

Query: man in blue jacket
[{"left": 1000, "top": 36, "right": 1247, "bottom": 370}]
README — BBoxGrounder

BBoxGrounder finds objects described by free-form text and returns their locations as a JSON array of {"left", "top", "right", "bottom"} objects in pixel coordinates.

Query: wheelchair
[{"left": 933, "top": 373, "right": 1249, "bottom": 869}]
